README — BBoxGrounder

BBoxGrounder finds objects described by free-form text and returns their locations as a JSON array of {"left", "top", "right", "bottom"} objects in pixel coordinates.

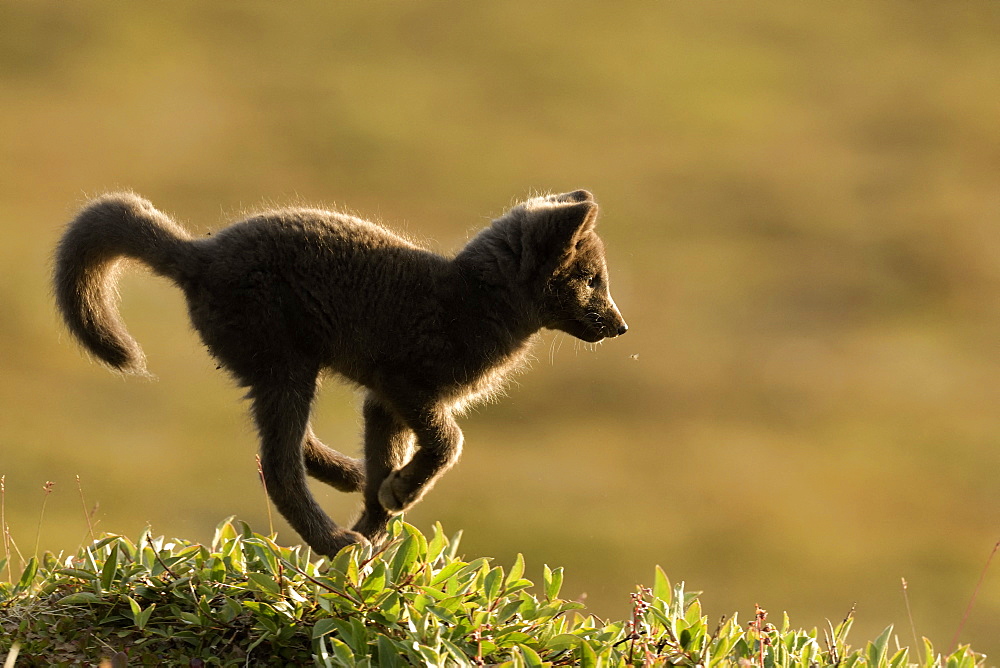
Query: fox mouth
[
  {"left": 574, "top": 318, "right": 628, "bottom": 343},
  {"left": 591, "top": 313, "right": 629, "bottom": 340},
  {"left": 579, "top": 329, "right": 607, "bottom": 343},
  {"left": 551, "top": 310, "right": 628, "bottom": 343}
]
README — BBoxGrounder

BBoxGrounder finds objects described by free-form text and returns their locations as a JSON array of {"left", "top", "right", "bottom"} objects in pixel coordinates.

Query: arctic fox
[{"left": 54, "top": 190, "right": 627, "bottom": 555}]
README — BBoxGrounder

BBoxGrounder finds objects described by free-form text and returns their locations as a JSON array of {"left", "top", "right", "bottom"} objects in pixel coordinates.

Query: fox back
[{"left": 55, "top": 189, "right": 627, "bottom": 556}]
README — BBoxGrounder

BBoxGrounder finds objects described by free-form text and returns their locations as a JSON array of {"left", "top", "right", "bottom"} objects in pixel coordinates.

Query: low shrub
[{"left": 0, "top": 519, "right": 985, "bottom": 666}]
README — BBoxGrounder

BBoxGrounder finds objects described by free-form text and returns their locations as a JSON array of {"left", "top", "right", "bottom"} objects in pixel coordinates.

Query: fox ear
[
  {"left": 518, "top": 200, "right": 598, "bottom": 281},
  {"left": 544, "top": 200, "right": 599, "bottom": 253},
  {"left": 556, "top": 189, "right": 595, "bottom": 204}
]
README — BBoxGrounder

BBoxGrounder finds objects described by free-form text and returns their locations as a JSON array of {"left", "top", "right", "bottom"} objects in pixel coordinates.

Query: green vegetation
[{"left": 0, "top": 519, "right": 984, "bottom": 666}]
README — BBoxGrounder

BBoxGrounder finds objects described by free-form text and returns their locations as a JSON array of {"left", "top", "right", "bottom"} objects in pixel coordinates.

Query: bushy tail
[{"left": 54, "top": 192, "right": 194, "bottom": 373}]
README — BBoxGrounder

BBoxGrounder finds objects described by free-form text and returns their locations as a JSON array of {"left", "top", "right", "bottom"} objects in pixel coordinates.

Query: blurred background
[{"left": 2, "top": 0, "right": 998, "bottom": 655}]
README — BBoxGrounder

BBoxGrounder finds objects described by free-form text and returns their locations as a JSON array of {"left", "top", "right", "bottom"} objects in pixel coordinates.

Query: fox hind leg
[
  {"left": 248, "top": 374, "right": 366, "bottom": 556},
  {"left": 303, "top": 425, "right": 366, "bottom": 493}
]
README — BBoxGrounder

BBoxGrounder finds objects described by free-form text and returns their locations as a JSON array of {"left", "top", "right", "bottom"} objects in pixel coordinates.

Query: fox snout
[{"left": 604, "top": 305, "right": 628, "bottom": 338}]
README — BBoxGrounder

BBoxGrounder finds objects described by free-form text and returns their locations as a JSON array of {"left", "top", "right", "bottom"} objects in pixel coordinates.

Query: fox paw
[
  {"left": 378, "top": 471, "right": 421, "bottom": 514},
  {"left": 352, "top": 512, "right": 390, "bottom": 546},
  {"left": 318, "top": 529, "right": 368, "bottom": 557}
]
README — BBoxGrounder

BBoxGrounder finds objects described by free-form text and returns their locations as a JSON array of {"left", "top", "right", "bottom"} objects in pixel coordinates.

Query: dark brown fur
[{"left": 54, "top": 190, "right": 627, "bottom": 555}]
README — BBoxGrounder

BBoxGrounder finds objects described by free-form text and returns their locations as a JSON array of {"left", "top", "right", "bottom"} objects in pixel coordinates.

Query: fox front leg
[
  {"left": 377, "top": 404, "right": 463, "bottom": 514},
  {"left": 352, "top": 394, "right": 415, "bottom": 543}
]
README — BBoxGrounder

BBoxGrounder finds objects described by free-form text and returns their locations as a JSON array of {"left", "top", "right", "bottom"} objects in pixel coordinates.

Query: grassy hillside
[
  {"left": 0, "top": 520, "right": 986, "bottom": 666},
  {"left": 1, "top": 0, "right": 998, "bottom": 657}
]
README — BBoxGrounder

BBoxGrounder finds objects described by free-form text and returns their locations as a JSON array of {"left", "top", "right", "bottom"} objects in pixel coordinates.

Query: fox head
[
  {"left": 530, "top": 190, "right": 628, "bottom": 342},
  {"left": 462, "top": 190, "right": 628, "bottom": 343}
]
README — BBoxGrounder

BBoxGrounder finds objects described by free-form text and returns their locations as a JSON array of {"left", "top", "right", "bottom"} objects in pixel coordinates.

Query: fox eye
[{"left": 586, "top": 273, "right": 600, "bottom": 288}]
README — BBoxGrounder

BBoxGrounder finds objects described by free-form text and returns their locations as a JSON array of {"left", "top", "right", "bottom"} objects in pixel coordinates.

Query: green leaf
[
  {"left": 543, "top": 565, "right": 563, "bottom": 600},
  {"left": 219, "top": 596, "right": 242, "bottom": 623},
  {"left": 453, "top": 557, "right": 491, "bottom": 586},
  {"left": 867, "top": 625, "right": 893, "bottom": 665},
  {"left": 388, "top": 523, "right": 427, "bottom": 579},
  {"left": 577, "top": 639, "right": 599, "bottom": 668},
  {"left": 377, "top": 635, "right": 404, "bottom": 668},
  {"left": 484, "top": 566, "right": 504, "bottom": 602},
  {"left": 57, "top": 591, "right": 101, "bottom": 605},
  {"left": 100, "top": 543, "right": 119, "bottom": 592},
  {"left": 326, "top": 637, "right": 356, "bottom": 666},
  {"left": 126, "top": 595, "right": 142, "bottom": 618},
  {"left": 178, "top": 611, "right": 203, "bottom": 626},
  {"left": 329, "top": 543, "right": 358, "bottom": 587},
  {"left": 15, "top": 557, "right": 38, "bottom": 592},
  {"left": 55, "top": 568, "right": 98, "bottom": 580},
  {"left": 441, "top": 637, "right": 471, "bottom": 664},
  {"left": 517, "top": 644, "right": 545, "bottom": 668},
  {"left": 135, "top": 603, "right": 155, "bottom": 630},
  {"left": 504, "top": 578, "right": 534, "bottom": 595},
  {"left": 247, "top": 538, "right": 281, "bottom": 575},
  {"left": 427, "top": 604, "right": 459, "bottom": 625},
  {"left": 257, "top": 613, "right": 280, "bottom": 634},
  {"left": 653, "top": 564, "right": 670, "bottom": 604},
  {"left": 427, "top": 521, "right": 449, "bottom": 562},
  {"left": 347, "top": 617, "right": 370, "bottom": 655},
  {"left": 312, "top": 618, "right": 338, "bottom": 639},
  {"left": 507, "top": 553, "right": 525, "bottom": 586},
  {"left": 361, "top": 561, "right": 389, "bottom": 602},
  {"left": 237, "top": 519, "right": 255, "bottom": 538},
  {"left": 889, "top": 647, "right": 909, "bottom": 668},
  {"left": 923, "top": 637, "right": 935, "bottom": 667},
  {"left": 547, "top": 633, "right": 582, "bottom": 651},
  {"left": 496, "top": 598, "right": 525, "bottom": 622},
  {"left": 390, "top": 536, "right": 419, "bottom": 580},
  {"left": 430, "top": 561, "right": 465, "bottom": 586},
  {"left": 378, "top": 590, "right": 404, "bottom": 622},
  {"left": 247, "top": 571, "right": 280, "bottom": 595},
  {"left": 212, "top": 516, "right": 237, "bottom": 550},
  {"left": 445, "top": 529, "right": 464, "bottom": 560}
]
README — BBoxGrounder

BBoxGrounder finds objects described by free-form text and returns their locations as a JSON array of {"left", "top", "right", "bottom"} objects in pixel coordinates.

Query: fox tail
[{"left": 53, "top": 192, "right": 193, "bottom": 373}]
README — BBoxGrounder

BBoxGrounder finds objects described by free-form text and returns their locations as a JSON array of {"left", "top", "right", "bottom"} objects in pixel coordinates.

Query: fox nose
[{"left": 616, "top": 322, "right": 628, "bottom": 336}]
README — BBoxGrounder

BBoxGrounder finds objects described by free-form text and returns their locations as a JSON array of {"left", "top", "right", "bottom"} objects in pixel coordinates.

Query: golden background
[{"left": 2, "top": 1, "right": 998, "bottom": 654}]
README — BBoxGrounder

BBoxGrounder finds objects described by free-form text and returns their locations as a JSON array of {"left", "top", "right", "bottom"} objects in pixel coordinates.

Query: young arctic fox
[{"left": 54, "top": 190, "right": 627, "bottom": 556}]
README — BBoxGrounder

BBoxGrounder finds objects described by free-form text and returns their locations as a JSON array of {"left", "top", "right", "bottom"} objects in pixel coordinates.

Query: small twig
[
  {"left": 950, "top": 539, "right": 1000, "bottom": 651},
  {"left": 747, "top": 604, "right": 773, "bottom": 668},
  {"left": 76, "top": 476, "right": 96, "bottom": 543},
  {"left": 278, "top": 556, "right": 365, "bottom": 607},
  {"left": 1, "top": 475, "right": 11, "bottom": 581},
  {"left": 146, "top": 534, "right": 178, "bottom": 579},
  {"left": 901, "top": 577, "right": 920, "bottom": 654},
  {"left": 255, "top": 455, "right": 274, "bottom": 536},
  {"left": 825, "top": 605, "right": 855, "bottom": 667},
  {"left": 276, "top": 557, "right": 285, "bottom": 599},
  {"left": 34, "top": 481, "right": 55, "bottom": 559},
  {"left": 823, "top": 625, "right": 837, "bottom": 666}
]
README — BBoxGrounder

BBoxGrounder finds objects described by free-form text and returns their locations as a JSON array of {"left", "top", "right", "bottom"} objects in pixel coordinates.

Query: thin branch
[
  {"left": 255, "top": 455, "right": 274, "bottom": 537},
  {"left": 34, "top": 481, "right": 55, "bottom": 559},
  {"left": 146, "top": 534, "right": 178, "bottom": 579},
  {"left": 76, "top": 476, "right": 96, "bottom": 543},
  {"left": 950, "top": 539, "right": 1000, "bottom": 651},
  {"left": 901, "top": 577, "right": 920, "bottom": 655}
]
